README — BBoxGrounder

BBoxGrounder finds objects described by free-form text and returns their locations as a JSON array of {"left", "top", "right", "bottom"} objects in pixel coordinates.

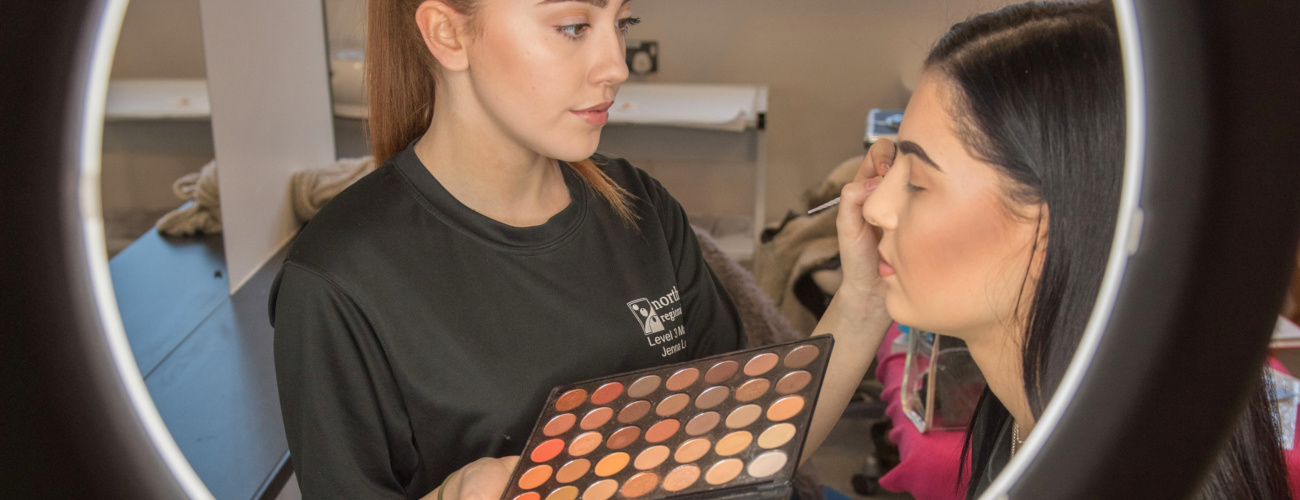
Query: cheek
[
  {"left": 474, "top": 27, "right": 571, "bottom": 118},
  {"left": 893, "top": 196, "right": 1031, "bottom": 329}
]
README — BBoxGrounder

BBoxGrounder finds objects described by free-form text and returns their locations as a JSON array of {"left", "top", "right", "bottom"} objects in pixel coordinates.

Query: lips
[
  {"left": 877, "top": 249, "right": 896, "bottom": 278},
  {"left": 573, "top": 101, "right": 613, "bottom": 126}
]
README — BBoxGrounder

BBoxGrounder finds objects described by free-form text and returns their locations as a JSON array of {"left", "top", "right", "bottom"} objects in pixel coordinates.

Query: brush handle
[{"left": 806, "top": 197, "right": 841, "bottom": 215}]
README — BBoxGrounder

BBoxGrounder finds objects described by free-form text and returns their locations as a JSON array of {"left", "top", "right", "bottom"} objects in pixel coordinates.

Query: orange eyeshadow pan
[{"left": 590, "top": 382, "right": 623, "bottom": 405}]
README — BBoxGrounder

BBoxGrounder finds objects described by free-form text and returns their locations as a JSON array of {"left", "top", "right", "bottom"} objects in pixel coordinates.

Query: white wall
[
  {"left": 110, "top": 0, "right": 207, "bottom": 78},
  {"left": 106, "top": 0, "right": 1023, "bottom": 234},
  {"left": 624, "top": 0, "right": 1021, "bottom": 220}
]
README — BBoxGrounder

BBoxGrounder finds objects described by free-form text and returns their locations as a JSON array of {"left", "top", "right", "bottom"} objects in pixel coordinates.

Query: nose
[
  {"left": 863, "top": 165, "right": 902, "bottom": 231},
  {"left": 589, "top": 24, "right": 630, "bottom": 88}
]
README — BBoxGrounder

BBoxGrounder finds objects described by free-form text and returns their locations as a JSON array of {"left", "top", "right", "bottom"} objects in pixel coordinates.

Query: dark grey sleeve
[
  {"left": 269, "top": 263, "right": 418, "bottom": 499},
  {"left": 649, "top": 182, "right": 748, "bottom": 358}
]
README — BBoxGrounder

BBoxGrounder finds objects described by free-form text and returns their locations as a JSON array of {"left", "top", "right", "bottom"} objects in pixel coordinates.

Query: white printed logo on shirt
[
  {"left": 627, "top": 298, "right": 666, "bottom": 334},
  {"left": 627, "top": 286, "right": 686, "bottom": 357}
]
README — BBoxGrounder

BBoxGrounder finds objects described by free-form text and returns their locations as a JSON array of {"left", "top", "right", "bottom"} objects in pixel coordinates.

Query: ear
[{"left": 415, "top": 1, "right": 470, "bottom": 72}]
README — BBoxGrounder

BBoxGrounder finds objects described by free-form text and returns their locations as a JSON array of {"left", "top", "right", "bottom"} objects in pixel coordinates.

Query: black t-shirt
[{"left": 269, "top": 145, "right": 746, "bottom": 499}]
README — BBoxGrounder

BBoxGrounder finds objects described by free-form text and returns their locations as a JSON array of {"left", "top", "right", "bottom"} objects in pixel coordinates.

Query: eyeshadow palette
[{"left": 500, "top": 336, "right": 834, "bottom": 500}]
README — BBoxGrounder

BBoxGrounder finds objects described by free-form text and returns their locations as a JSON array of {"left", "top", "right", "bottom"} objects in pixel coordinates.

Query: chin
[
  {"left": 885, "top": 294, "right": 933, "bottom": 335},
  {"left": 545, "top": 134, "right": 602, "bottom": 163}
]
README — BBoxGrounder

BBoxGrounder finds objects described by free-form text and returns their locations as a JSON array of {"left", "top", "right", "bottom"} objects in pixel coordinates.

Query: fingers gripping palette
[{"left": 501, "top": 336, "right": 834, "bottom": 500}]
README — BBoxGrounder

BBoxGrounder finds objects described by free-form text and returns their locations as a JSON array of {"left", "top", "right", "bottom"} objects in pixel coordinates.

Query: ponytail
[{"left": 366, "top": 0, "right": 638, "bottom": 226}]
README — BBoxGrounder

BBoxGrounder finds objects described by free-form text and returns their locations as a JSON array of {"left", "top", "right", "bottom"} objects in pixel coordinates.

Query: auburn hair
[{"left": 366, "top": 0, "right": 637, "bottom": 225}]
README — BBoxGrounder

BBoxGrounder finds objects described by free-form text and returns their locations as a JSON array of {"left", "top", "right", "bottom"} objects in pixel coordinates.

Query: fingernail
[
  {"left": 882, "top": 162, "right": 892, "bottom": 171},
  {"left": 867, "top": 177, "right": 882, "bottom": 189}
]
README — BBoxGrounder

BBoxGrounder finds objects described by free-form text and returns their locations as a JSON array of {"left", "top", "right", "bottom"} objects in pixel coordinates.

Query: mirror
[{"left": 4, "top": 0, "right": 1298, "bottom": 498}]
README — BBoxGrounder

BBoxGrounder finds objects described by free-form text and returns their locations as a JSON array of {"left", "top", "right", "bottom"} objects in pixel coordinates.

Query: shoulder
[{"left": 283, "top": 159, "right": 412, "bottom": 276}]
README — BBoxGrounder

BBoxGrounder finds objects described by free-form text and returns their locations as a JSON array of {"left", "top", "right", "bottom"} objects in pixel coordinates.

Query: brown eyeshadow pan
[
  {"left": 684, "top": 411, "right": 720, "bottom": 436},
  {"left": 775, "top": 370, "right": 812, "bottom": 394},
  {"left": 694, "top": 386, "right": 729, "bottom": 409},
  {"left": 656, "top": 393, "right": 690, "bottom": 416},
  {"left": 621, "top": 472, "right": 659, "bottom": 498},
  {"left": 743, "top": 353, "right": 779, "bottom": 376},
  {"left": 626, "top": 375, "right": 661, "bottom": 398},
  {"left": 580, "top": 407, "right": 613, "bottom": 430},
  {"left": 554, "top": 389, "right": 586, "bottom": 412},
  {"left": 665, "top": 368, "right": 700, "bottom": 391},
  {"left": 703, "top": 360, "right": 738, "bottom": 384},
  {"left": 734, "top": 378, "right": 771, "bottom": 402},
  {"left": 555, "top": 459, "right": 590, "bottom": 483},
  {"left": 505, "top": 337, "right": 833, "bottom": 500},
  {"left": 606, "top": 426, "right": 640, "bottom": 450},
  {"left": 544, "top": 485, "right": 578, "bottom": 500},
  {"left": 542, "top": 413, "right": 576, "bottom": 437},
  {"left": 783, "top": 345, "right": 820, "bottom": 368},
  {"left": 618, "top": 400, "right": 651, "bottom": 423}
]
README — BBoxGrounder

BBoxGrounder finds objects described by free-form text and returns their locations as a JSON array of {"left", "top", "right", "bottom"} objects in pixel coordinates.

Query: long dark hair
[{"left": 925, "top": 2, "right": 1291, "bottom": 498}]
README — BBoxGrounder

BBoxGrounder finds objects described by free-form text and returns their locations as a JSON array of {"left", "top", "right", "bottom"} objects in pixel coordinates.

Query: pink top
[{"left": 872, "top": 324, "right": 1300, "bottom": 499}]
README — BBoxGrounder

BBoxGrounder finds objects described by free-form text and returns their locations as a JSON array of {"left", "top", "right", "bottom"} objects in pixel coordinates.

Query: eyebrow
[
  {"left": 897, "top": 140, "right": 944, "bottom": 173},
  {"left": 539, "top": 0, "right": 630, "bottom": 8}
]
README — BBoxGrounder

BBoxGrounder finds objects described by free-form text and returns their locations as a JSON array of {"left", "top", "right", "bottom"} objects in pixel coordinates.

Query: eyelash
[
  {"left": 905, "top": 182, "right": 924, "bottom": 193},
  {"left": 557, "top": 16, "right": 641, "bottom": 40}
]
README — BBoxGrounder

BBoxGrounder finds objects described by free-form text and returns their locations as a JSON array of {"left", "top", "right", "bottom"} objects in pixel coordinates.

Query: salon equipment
[
  {"left": 599, "top": 83, "right": 769, "bottom": 261},
  {"left": 864, "top": 108, "right": 903, "bottom": 147},
  {"left": 898, "top": 331, "right": 984, "bottom": 433},
  {"left": 626, "top": 40, "right": 659, "bottom": 76}
]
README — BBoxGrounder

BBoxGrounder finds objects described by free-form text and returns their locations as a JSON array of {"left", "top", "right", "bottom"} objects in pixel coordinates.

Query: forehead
[
  {"left": 898, "top": 74, "right": 963, "bottom": 165},
  {"left": 899, "top": 75, "right": 988, "bottom": 177}
]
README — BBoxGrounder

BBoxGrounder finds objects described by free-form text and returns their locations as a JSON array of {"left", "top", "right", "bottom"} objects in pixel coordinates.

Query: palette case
[{"left": 499, "top": 335, "right": 834, "bottom": 500}]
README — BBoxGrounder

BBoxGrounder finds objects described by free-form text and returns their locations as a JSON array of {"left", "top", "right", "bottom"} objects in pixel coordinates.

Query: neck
[
  {"left": 413, "top": 81, "right": 571, "bottom": 227},
  {"left": 957, "top": 322, "right": 1037, "bottom": 438}
]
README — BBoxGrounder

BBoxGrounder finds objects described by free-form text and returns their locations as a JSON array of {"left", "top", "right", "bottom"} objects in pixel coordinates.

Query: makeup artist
[{"left": 267, "top": 0, "right": 747, "bottom": 498}]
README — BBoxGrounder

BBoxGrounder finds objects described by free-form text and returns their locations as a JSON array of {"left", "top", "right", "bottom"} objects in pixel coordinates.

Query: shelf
[
  {"left": 105, "top": 79, "right": 210, "bottom": 121},
  {"left": 608, "top": 83, "right": 767, "bottom": 132}
]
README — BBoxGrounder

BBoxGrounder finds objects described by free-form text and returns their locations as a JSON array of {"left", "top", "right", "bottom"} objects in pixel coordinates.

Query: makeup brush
[{"left": 806, "top": 197, "right": 841, "bottom": 215}]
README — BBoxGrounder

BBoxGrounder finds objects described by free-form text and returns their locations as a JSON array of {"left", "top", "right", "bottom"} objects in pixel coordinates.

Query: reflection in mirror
[
  {"left": 97, "top": 0, "right": 1291, "bottom": 499},
  {"left": 102, "top": 0, "right": 213, "bottom": 257}
]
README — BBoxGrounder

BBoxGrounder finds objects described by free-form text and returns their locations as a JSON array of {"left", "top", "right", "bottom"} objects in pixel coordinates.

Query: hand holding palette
[{"left": 500, "top": 336, "right": 834, "bottom": 500}]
